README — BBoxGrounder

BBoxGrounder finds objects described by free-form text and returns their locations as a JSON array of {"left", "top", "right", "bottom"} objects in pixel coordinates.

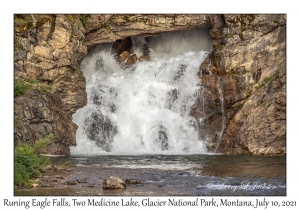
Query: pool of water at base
[{"left": 15, "top": 154, "right": 286, "bottom": 196}]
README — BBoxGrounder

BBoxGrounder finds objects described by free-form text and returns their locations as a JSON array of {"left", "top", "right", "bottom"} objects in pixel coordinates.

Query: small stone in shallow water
[
  {"left": 86, "top": 183, "right": 95, "bottom": 187},
  {"left": 77, "top": 178, "right": 88, "bottom": 183},
  {"left": 66, "top": 180, "right": 77, "bottom": 185},
  {"left": 31, "top": 184, "right": 39, "bottom": 188},
  {"left": 41, "top": 176, "right": 50, "bottom": 182},
  {"left": 126, "top": 179, "right": 142, "bottom": 184},
  {"left": 43, "top": 165, "right": 53, "bottom": 170},
  {"left": 41, "top": 184, "right": 54, "bottom": 187},
  {"left": 102, "top": 176, "right": 126, "bottom": 189}
]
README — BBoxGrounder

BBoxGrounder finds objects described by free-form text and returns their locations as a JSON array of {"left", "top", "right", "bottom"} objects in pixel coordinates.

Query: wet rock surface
[
  {"left": 196, "top": 14, "right": 286, "bottom": 155},
  {"left": 102, "top": 176, "right": 126, "bottom": 189}
]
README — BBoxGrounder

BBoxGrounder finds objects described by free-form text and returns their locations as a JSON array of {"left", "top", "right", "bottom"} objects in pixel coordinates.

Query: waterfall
[{"left": 71, "top": 29, "right": 213, "bottom": 155}]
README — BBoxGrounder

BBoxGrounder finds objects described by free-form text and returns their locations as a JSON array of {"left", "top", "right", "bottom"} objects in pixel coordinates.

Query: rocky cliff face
[
  {"left": 14, "top": 14, "right": 286, "bottom": 156},
  {"left": 83, "top": 14, "right": 210, "bottom": 49},
  {"left": 199, "top": 14, "right": 286, "bottom": 155},
  {"left": 14, "top": 15, "right": 87, "bottom": 155}
]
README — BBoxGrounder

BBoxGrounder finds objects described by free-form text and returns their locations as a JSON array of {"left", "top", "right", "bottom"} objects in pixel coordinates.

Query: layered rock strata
[{"left": 14, "top": 15, "right": 87, "bottom": 155}]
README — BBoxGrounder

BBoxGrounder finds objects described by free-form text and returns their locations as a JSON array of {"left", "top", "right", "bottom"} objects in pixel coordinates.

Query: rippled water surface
[{"left": 15, "top": 154, "right": 286, "bottom": 196}]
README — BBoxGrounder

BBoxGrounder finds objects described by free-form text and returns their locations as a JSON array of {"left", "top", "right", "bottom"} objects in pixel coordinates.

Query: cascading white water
[{"left": 71, "top": 29, "right": 213, "bottom": 155}]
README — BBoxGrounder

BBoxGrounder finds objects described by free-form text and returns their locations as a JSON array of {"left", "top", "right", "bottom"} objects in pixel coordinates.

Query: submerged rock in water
[
  {"left": 126, "top": 179, "right": 142, "bottom": 184},
  {"left": 41, "top": 184, "right": 54, "bottom": 187},
  {"left": 102, "top": 176, "right": 126, "bottom": 189},
  {"left": 86, "top": 183, "right": 95, "bottom": 187},
  {"left": 139, "top": 55, "right": 150, "bottom": 62},
  {"left": 77, "top": 178, "right": 88, "bottom": 183},
  {"left": 66, "top": 180, "right": 77, "bottom": 185}
]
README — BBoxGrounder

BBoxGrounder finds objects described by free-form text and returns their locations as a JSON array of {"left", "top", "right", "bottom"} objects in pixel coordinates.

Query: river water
[{"left": 15, "top": 154, "right": 286, "bottom": 196}]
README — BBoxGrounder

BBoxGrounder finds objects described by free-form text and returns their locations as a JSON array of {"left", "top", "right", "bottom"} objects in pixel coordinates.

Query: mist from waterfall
[{"left": 71, "top": 29, "right": 213, "bottom": 155}]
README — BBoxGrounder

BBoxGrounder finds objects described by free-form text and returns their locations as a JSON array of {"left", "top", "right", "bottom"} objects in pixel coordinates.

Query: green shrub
[
  {"left": 65, "top": 14, "right": 74, "bottom": 23},
  {"left": 14, "top": 79, "right": 53, "bottom": 96},
  {"left": 34, "top": 134, "right": 55, "bottom": 153},
  {"left": 80, "top": 14, "right": 90, "bottom": 27},
  {"left": 41, "top": 85, "right": 52, "bottom": 93},
  {"left": 214, "top": 44, "right": 223, "bottom": 49},
  {"left": 14, "top": 134, "right": 54, "bottom": 187},
  {"left": 28, "top": 79, "right": 40, "bottom": 85},
  {"left": 15, "top": 117, "right": 22, "bottom": 128},
  {"left": 14, "top": 162, "right": 30, "bottom": 187},
  {"left": 123, "top": 14, "right": 135, "bottom": 22},
  {"left": 76, "top": 69, "right": 83, "bottom": 75},
  {"left": 36, "top": 16, "right": 52, "bottom": 29},
  {"left": 14, "top": 15, "right": 34, "bottom": 35},
  {"left": 14, "top": 81, "right": 29, "bottom": 97}
]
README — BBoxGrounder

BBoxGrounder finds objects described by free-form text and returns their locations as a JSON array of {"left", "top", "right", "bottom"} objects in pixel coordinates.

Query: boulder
[
  {"left": 119, "top": 51, "right": 130, "bottom": 61},
  {"left": 102, "top": 176, "right": 126, "bottom": 189},
  {"left": 126, "top": 54, "right": 137, "bottom": 65}
]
